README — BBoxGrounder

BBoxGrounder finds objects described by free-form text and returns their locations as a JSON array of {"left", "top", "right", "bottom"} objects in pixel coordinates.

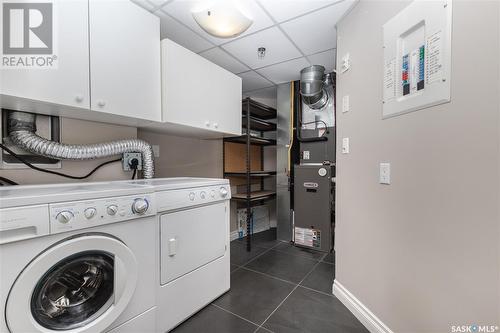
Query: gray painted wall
[
  {"left": 137, "top": 130, "right": 223, "bottom": 179},
  {"left": 335, "top": 1, "right": 499, "bottom": 332}
]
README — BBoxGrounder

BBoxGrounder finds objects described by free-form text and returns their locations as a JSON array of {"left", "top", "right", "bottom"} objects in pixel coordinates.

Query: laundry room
[{"left": 1, "top": 1, "right": 499, "bottom": 333}]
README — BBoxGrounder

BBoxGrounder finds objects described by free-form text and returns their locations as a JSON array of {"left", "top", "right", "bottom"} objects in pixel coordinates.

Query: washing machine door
[{"left": 6, "top": 234, "right": 138, "bottom": 333}]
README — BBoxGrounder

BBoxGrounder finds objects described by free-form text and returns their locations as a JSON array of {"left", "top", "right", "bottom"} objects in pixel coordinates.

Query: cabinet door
[
  {"left": 208, "top": 64, "right": 242, "bottom": 135},
  {"left": 89, "top": 0, "right": 161, "bottom": 122},
  {"left": 0, "top": 0, "right": 90, "bottom": 109},
  {"left": 162, "top": 39, "right": 242, "bottom": 135}
]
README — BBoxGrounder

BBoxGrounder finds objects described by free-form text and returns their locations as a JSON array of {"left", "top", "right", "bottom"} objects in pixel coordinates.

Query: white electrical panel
[{"left": 382, "top": 0, "right": 452, "bottom": 118}]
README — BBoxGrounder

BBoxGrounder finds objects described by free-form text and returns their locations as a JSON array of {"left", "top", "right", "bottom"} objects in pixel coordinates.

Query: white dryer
[
  {"left": 0, "top": 182, "right": 158, "bottom": 333},
  {"left": 123, "top": 178, "right": 231, "bottom": 332}
]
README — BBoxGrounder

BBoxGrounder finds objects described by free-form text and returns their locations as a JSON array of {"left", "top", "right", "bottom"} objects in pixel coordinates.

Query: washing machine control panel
[
  {"left": 156, "top": 184, "right": 231, "bottom": 212},
  {"left": 49, "top": 193, "right": 156, "bottom": 234}
]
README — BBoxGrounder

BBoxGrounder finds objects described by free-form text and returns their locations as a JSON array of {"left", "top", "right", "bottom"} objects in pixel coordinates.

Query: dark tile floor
[{"left": 172, "top": 229, "right": 368, "bottom": 333}]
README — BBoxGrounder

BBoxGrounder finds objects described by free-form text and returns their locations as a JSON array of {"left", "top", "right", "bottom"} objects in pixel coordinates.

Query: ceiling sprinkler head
[{"left": 257, "top": 47, "right": 266, "bottom": 59}]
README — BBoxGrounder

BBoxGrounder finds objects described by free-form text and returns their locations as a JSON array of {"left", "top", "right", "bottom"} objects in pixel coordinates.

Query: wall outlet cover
[
  {"left": 342, "top": 138, "right": 350, "bottom": 154},
  {"left": 379, "top": 162, "right": 391, "bottom": 184},
  {"left": 342, "top": 95, "right": 350, "bottom": 113},
  {"left": 123, "top": 152, "right": 143, "bottom": 171}
]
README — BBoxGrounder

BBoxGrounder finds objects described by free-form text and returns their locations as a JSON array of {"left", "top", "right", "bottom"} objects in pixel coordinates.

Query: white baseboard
[{"left": 333, "top": 280, "right": 394, "bottom": 333}]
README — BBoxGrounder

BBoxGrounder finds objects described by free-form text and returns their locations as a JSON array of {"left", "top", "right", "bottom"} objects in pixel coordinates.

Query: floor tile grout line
[
  {"left": 236, "top": 241, "right": 284, "bottom": 267},
  {"left": 210, "top": 303, "right": 266, "bottom": 330},
  {"left": 297, "top": 284, "right": 335, "bottom": 298},
  {"left": 254, "top": 257, "right": 326, "bottom": 332},
  {"left": 270, "top": 245, "right": 326, "bottom": 262},
  {"left": 237, "top": 266, "right": 297, "bottom": 286}
]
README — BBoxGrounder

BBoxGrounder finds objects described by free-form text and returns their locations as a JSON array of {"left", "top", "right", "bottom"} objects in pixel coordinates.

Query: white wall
[{"left": 335, "top": 1, "right": 500, "bottom": 332}]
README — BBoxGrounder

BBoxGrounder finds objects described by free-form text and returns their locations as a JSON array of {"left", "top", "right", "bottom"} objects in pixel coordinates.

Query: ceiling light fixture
[{"left": 192, "top": 3, "right": 253, "bottom": 39}]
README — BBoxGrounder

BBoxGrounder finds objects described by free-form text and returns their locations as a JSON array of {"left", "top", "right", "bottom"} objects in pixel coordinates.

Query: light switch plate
[
  {"left": 342, "top": 138, "right": 350, "bottom": 154},
  {"left": 342, "top": 95, "right": 350, "bottom": 113},
  {"left": 380, "top": 163, "right": 391, "bottom": 184}
]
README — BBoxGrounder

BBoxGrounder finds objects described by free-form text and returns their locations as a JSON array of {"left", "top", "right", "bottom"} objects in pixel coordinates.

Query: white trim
[
  {"left": 230, "top": 230, "right": 240, "bottom": 241},
  {"left": 333, "top": 280, "right": 394, "bottom": 333}
]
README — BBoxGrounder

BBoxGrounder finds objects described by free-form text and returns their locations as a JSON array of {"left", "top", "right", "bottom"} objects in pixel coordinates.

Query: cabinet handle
[
  {"left": 97, "top": 100, "right": 106, "bottom": 107},
  {"left": 75, "top": 95, "right": 84, "bottom": 103}
]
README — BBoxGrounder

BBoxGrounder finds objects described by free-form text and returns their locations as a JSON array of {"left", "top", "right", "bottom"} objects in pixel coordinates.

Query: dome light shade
[{"left": 192, "top": 4, "right": 253, "bottom": 39}]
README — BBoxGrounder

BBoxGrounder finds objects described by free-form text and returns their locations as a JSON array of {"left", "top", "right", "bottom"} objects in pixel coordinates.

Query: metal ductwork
[
  {"left": 7, "top": 111, "right": 155, "bottom": 178},
  {"left": 299, "top": 65, "right": 329, "bottom": 110}
]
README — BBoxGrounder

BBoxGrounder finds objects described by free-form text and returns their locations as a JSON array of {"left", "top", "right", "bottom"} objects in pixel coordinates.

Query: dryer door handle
[{"left": 168, "top": 238, "right": 177, "bottom": 256}]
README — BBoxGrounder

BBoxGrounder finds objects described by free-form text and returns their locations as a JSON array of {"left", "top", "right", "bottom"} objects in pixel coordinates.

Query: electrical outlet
[
  {"left": 123, "top": 152, "right": 142, "bottom": 171},
  {"left": 342, "top": 95, "right": 350, "bottom": 113},
  {"left": 342, "top": 138, "right": 350, "bottom": 154},
  {"left": 379, "top": 163, "right": 391, "bottom": 184}
]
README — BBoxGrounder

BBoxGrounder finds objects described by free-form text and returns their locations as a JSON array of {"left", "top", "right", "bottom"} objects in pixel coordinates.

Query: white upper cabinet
[
  {"left": 159, "top": 39, "right": 242, "bottom": 137},
  {"left": 0, "top": 0, "right": 90, "bottom": 109},
  {"left": 89, "top": 0, "right": 161, "bottom": 122},
  {"left": 1, "top": 0, "right": 161, "bottom": 125}
]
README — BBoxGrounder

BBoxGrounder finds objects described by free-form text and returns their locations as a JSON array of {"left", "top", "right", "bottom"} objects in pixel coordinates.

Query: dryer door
[{"left": 6, "top": 235, "right": 138, "bottom": 333}]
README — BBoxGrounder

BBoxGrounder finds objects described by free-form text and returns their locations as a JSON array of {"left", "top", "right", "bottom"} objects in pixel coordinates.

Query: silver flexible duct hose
[{"left": 8, "top": 111, "right": 154, "bottom": 178}]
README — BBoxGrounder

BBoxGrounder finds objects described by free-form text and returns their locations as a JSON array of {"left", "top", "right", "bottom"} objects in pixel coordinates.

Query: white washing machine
[
  {"left": 0, "top": 182, "right": 158, "bottom": 333},
  {"left": 123, "top": 178, "right": 231, "bottom": 332}
]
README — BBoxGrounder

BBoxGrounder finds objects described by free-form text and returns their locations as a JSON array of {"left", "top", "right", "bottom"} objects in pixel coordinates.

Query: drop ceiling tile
[
  {"left": 258, "top": 0, "right": 340, "bottom": 23},
  {"left": 162, "top": 0, "right": 274, "bottom": 46},
  {"left": 199, "top": 47, "right": 249, "bottom": 74},
  {"left": 148, "top": 0, "right": 172, "bottom": 10},
  {"left": 222, "top": 27, "right": 302, "bottom": 69},
  {"left": 307, "top": 49, "right": 336, "bottom": 71},
  {"left": 157, "top": 11, "right": 214, "bottom": 53},
  {"left": 131, "top": 0, "right": 156, "bottom": 12},
  {"left": 280, "top": 0, "right": 355, "bottom": 55},
  {"left": 256, "top": 57, "right": 310, "bottom": 84},
  {"left": 239, "top": 71, "right": 274, "bottom": 92}
]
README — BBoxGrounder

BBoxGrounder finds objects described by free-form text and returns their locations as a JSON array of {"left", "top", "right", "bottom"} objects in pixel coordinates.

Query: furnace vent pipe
[
  {"left": 300, "top": 65, "right": 328, "bottom": 110},
  {"left": 7, "top": 111, "right": 155, "bottom": 178}
]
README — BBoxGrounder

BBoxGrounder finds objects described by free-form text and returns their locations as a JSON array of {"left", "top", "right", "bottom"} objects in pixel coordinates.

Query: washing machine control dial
[
  {"left": 132, "top": 198, "right": 149, "bottom": 215},
  {"left": 200, "top": 191, "right": 206, "bottom": 199},
  {"left": 56, "top": 211, "right": 74, "bottom": 224},
  {"left": 220, "top": 187, "right": 228, "bottom": 198},
  {"left": 84, "top": 207, "right": 97, "bottom": 219},
  {"left": 107, "top": 205, "right": 118, "bottom": 216}
]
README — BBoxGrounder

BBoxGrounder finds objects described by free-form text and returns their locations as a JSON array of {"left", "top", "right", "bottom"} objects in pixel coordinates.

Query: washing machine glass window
[{"left": 30, "top": 251, "right": 115, "bottom": 331}]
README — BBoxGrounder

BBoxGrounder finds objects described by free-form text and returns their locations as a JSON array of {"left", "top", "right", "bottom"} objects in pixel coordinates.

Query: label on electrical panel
[
  {"left": 426, "top": 30, "right": 443, "bottom": 84},
  {"left": 303, "top": 151, "right": 310, "bottom": 160},
  {"left": 383, "top": 58, "right": 396, "bottom": 102},
  {"left": 294, "top": 227, "right": 321, "bottom": 249}
]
